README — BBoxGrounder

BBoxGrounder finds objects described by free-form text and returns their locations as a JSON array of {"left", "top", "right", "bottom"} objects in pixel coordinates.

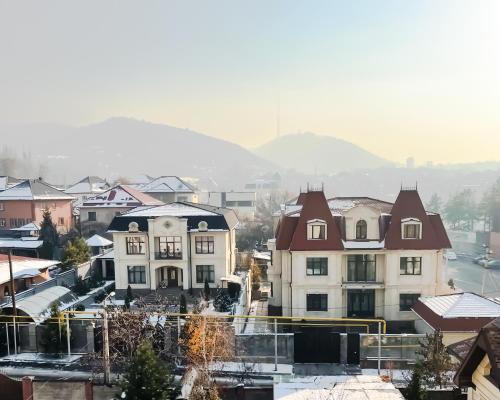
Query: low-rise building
[
  {"left": 64, "top": 176, "right": 110, "bottom": 204},
  {"left": 267, "top": 187, "right": 451, "bottom": 329},
  {"left": 107, "top": 202, "right": 238, "bottom": 297},
  {"left": 79, "top": 185, "right": 163, "bottom": 236},
  {"left": 455, "top": 316, "right": 500, "bottom": 400},
  {"left": 412, "top": 292, "right": 500, "bottom": 346},
  {"left": 0, "top": 179, "right": 74, "bottom": 233},
  {"left": 134, "top": 176, "right": 198, "bottom": 203},
  {"left": 198, "top": 191, "right": 257, "bottom": 220}
]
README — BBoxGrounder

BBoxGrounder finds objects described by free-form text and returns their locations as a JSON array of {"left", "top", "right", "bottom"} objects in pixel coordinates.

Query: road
[{"left": 445, "top": 257, "right": 500, "bottom": 298}]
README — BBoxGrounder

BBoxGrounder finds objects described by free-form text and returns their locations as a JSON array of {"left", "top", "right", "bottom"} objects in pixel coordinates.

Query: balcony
[
  {"left": 342, "top": 279, "right": 384, "bottom": 289},
  {"left": 154, "top": 251, "right": 182, "bottom": 260}
]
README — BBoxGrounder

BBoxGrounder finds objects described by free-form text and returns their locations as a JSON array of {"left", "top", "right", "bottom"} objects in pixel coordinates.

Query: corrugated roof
[
  {"left": 65, "top": 176, "right": 109, "bottom": 194},
  {"left": 420, "top": 293, "right": 500, "bottom": 318},
  {"left": 0, "top": 179, "right": 74, "bottom": 201},
  {"left": 81, "top": 185, "right": 163, "bottom": 208},
  {"left": 138, "top": 176, "right": 195, "bottom": 193}
]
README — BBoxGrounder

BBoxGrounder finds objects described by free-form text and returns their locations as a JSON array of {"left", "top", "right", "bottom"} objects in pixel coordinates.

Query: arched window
[{"left": 356, "top": 220, "right": 367, "bottom": 239}]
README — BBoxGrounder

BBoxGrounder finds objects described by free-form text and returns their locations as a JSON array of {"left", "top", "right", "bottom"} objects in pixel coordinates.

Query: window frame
[
  {"left": 306, "top": 294, "right": 328, "bottom": 311},
  {"left": 0, "top": 218, "right": 5, "bottom": 227},
  {"left": 127, "top": 265, "right": 146, "bottom": 284},
  {"left": 355, "top": 220, "right": 368, "bottom": 240},
  {"left": 196, "top": 265, "right": 215, "bottom": 283},
  {"left": 399, "top": 293, "right": 420, "bottom": 311},
  {"left": 347, "top": 254, "right": 377, "bottom": 282},
  {"left": 156, "top": 236, "right": 182, "bottom": 259},
  {"left": 88, "top": 211, "right": 97, "bottom": 222},
  {"left": 195, "top": 235, "right": 215, "bottom": 254},
  {"left": 400, "top": 257, "right": 422, "bottom": 275},
  {"left": 401, "top": 219, "right": 422, "bottom": 240},
  {"left": 126, "top": 236, "right": 146, "bottom": 255},
  {"left": 306, "top": 257, "right": 328, "bottom": 276},
  {"left": 307, "top": 219, "right": 327, "bottom": 240}
]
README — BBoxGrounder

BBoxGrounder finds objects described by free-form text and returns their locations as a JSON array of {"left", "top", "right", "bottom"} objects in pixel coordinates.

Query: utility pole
[
  {"left": 7, "top": 249, "right": 17, "bottom": 355},
  {"left": 102, "top": 291, "right": 115, "bottom": 385}
]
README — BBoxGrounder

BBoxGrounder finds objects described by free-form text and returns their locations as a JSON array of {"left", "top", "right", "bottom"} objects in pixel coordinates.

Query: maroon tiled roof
[
  {"left": 288, "top": 191, "right": 344, "bottom": 251},
  {"left": 275, "top": 216, "right": 299, "bottom": 250}
]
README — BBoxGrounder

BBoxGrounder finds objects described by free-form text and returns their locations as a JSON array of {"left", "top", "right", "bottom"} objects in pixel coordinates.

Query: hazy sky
[{"left": 1, "top": 1, "right": 499, "bottom": 164}]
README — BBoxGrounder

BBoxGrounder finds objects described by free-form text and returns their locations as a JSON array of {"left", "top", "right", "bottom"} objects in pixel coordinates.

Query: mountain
[
  {"left": 254, "top": 132, "right": 392, "bottom": 174},
  {"left": 0, "top": 118, "right": 277, "bottom": 189}
]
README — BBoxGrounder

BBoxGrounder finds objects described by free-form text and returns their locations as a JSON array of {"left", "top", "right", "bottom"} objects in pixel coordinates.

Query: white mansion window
[
  {"left": 307, "top": 219, "right": 327, "bottom": 240},
  {"left": 401, "top": 218, "right": 422, "bottom": 239}
]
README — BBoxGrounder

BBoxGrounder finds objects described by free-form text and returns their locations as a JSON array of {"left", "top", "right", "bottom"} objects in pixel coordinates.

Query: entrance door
[
  {"left": 167, "top": 267, "right": 178, "bottom": 287},
  {"left": 347, "top": 333, "right": 360, "bottom": 364},
  {"left": 294, "top": 327, "right": 341, "bottom": 363},
  {"left": 347, "top": 289, "right": 375, "bottom": 318}
]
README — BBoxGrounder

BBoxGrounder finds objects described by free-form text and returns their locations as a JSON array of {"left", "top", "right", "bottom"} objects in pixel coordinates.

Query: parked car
[
  {"left": 483, "top": 259, "right": 500, "bottom": 269},
  {"left": 473, "top": 255, "right": 487, "bottom": 264},
  {"left": 444, "top": 251, "right": 457, "bottom": 261}
]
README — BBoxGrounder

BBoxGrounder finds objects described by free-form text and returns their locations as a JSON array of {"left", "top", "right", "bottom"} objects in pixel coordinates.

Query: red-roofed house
[
  {"left": 78, "top": 185, "right": 163, "bottom": 236},
  {"left": 267, "top": 187, "right": 451, "bottom": 328}
]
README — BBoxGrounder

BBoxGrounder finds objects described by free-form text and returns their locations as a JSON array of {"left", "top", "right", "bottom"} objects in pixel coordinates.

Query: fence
[{"left": 360, "top": 333, "right": 425, "bottom": 361}]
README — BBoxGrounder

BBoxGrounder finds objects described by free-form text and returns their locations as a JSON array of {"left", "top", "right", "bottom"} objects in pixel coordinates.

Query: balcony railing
[
  {"left": 154, "top": 251, "right": 182, "bottom": 260},
  {"left": 342, "top": 279, "right": 384, "bottom": 289}
]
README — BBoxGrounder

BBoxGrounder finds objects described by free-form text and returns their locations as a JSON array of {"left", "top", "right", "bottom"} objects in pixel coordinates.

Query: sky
[{"left": 1, "top": 0, "right": 499, "bottom": 164}]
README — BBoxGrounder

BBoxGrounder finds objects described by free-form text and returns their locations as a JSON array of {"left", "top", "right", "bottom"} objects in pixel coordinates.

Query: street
[{"left": 445, "top": 258, "right": 500, "bottom": 298}]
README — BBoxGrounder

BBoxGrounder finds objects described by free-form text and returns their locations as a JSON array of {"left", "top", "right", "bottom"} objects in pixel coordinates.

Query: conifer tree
[
  {"left": 125, "top": 285, "right": 133, "bottom": 310},
  {"left": 214, "top": 288, "right": 231, "bottom": 312},
  {"left": 204, "top": 279, "right": 210, "bottom": 301},
  {"left": 40, "top": 302, "right": 68, "bottom": 353},
  {"left": 416, "top": 330, "right": 454, "bottom": 388},
  {"left": 115, "top": 341, "right": 178, "bottom": 400},
  {"left": 39, "top": 209, "right": 58, "bottom": 259},
  {"left": 179, "top": 293, "right": 187, "bottom": 314},
  {"left": 406, "top": 366, "right": 427, "bottom": 400}
]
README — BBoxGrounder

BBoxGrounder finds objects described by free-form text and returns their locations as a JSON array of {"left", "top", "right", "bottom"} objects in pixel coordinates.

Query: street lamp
[{"left": 102, "top": 291, "right": 115, "bottom": 385}]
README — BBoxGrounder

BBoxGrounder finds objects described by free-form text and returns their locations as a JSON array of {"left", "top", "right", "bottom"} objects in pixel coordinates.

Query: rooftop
[
  {"left": 81, "top": 184, "right": 163, "bottom": 208},
  {"left": 418, "top": 292, "right": 500, "bottom": 318},
  {"left": 0, "top": 179, "right": 74, "bottom": 201},
  {"left": 136, "top": 176, "right": 195, "bottom": 193},
  {"left": 64, "top": 176, "right": 109, "bottom": 194},
  {"left": 0, "top": 255, "right": 59, "bottom": 285}
]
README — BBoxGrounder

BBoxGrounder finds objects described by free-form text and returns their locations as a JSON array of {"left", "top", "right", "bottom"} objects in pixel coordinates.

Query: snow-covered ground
[
  {"left": 0, "top": 352, "right": 82, "bottom": 364},
  {"left": 243, "top": 299, "right": 270, "bottom": 334}
]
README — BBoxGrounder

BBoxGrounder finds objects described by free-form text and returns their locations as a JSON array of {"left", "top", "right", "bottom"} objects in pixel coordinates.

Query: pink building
[{"left": 0, "top": 179, "right": 74, "bottom": 233}]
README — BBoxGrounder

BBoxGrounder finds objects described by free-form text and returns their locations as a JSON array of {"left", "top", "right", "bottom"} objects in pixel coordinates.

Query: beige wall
[{"left": 469, "top": 355, "right": 500, "bottom": 400}]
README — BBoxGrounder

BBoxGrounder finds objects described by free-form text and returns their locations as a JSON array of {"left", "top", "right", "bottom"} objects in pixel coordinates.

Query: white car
[{"left": 444, "top": 251, "right": 457, "bottom": 261}]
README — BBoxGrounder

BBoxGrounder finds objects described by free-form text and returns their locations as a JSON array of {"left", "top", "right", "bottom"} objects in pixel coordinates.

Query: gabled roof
[
  {"left": 289, "top": 191, "right": 344, "bottom": 251},
  {"left": 65, "top": 176, "right": 110, "bottom": 194},
  {"left": 0, "top": 176, "right": 22, "bottom": 191},
  {"left": 0, "top": 254, "right": 59, "bottom": 285},
  {"left": 11, "top": 222, "right": 41, "bottom": 231},
  {"left": 0, "top": 179, "right": 74, "bottom": 201},
  {"left": 81, "top": 185, "right": 163, "bottom": 208},
  {"left": 455, "top": 317, "right": 500, "bottom": 388},
  {"left": 108, "top": 202, "right": 238, "bottom": 232},
  {"left": 86, "top": 234, "right": 113, "bottom": 247},
  {"left": 384, "top": 189, "right": 451, "bottom": 250},
  {"left": 137, "top": 176, "right": 195, "bottom": 193}
]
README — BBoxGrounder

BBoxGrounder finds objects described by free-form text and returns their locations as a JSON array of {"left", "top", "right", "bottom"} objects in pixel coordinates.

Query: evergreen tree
[
  {"left": 416, "top": 330, "right": 454, "bottom": 388},
  {"left": 61, "top": 237, "right": 90, "bottom": 270},
  {"left": 125, "top": 285, "right": 133, "bottom": 310},
  {"left": 40, "top": 302, "right": 69, "bottom": 353},
  {"left": 204, "top": 279, "right": 210, "bottom": 301},
  {"left": 39, "top": 209, "right": 58, "bottom": 259},
  {"left": 73, "top": 276, "right": 90, "bottom": 296},
  {"left": 179, "top": 293, "right": 187, "bottom": 314},
  {"left": 115, "top": 341, "right": 178, "bottom": 400},
  {"left": 406, "top": 367, "right": 427, "bottom": 400},
  {"left": 214, "top": 288, "right": 232, "bottom": 312}
]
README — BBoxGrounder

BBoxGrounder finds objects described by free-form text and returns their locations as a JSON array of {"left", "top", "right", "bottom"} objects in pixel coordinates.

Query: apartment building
[
  {"left": 267, "top": 187, "right": 451, "bottom": 327},
  {"left": 198, "top": 191, "right": 257, "bottom": 220}
]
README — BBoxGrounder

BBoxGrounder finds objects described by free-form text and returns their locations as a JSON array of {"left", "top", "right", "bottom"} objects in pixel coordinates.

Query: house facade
[
  {"left": 78, "top": 185, "right": 163, "bottom": 236},
  {"left": 64, "top": 176, "right": 110, "bottom": 204},
  {"left": 107, "top": 202, "right": 238, "bottom": 297},
  {"left": 0, "top": 179, "right": 74, "bottom": 233},
  {"left": 267, "top": 188, "right": 451, "bottom": 327},
  {"left": 198, "top": 191, "right": 257, "bottom": 220}
]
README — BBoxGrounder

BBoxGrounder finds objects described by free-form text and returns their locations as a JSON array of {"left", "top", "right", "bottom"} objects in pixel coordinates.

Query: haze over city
[{"left": 1, "top": 0, "right": 500, "bottom": 164}]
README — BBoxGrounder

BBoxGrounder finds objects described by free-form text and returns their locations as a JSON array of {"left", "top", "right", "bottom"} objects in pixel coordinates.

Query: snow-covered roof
[
  {"left": 85, "top": 234, "right": 113, "bottom": 247},
  {"left": 0, "top": 256, "right": 59, "bottom": 285},
  {"left": 11, "top": 222, "right": 41, "bottom": 231},
  {"left": 81, "top": 185, "right": 162, "bottom": 208},
  {"left": 0, "top": 179, "right": 74, "bottom": 201},
  {"left": 0, "top": 239, "right": 43, "bottom": 249},
  {"left": 65, "top": 176, "right": 109, "bottom": 195},
  {"left": 419, "top": 293, "right": 500, "bottom": 318},
  {"left": 342, "top": 240, "right": 385, "bottom": 250},
  {"left": 96, "top": 249, "right": 114, "bottom": 260},
  {"left": 274, "top": 375, "right": 404, "bottom": 400},
  {"left": 123, "top": 202, "right": 218, "bottom": 217},
  {"left": 252, "top": 250, "right": 271, "bottom": 261},
  {"left": 3, "top": 286, "right": 78, "bottom": 324},
  {"left": 137, "top": 176, "right": 195, "bottom": 193},
  {"left": 0, "top": 176, "right": 21, "bottom": 191}
]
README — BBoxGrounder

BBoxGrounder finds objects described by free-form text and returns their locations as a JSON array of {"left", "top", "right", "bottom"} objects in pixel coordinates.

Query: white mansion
[
  {"left": 267, "top": 188, "right": 452, "bottom": 326},
  {"left": 107, "top": 202, "right": 238, "bottom": 297}
]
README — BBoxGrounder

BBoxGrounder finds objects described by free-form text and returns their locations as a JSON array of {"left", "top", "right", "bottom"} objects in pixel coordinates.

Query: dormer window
[
  {"left": 402, "top": 218, "right": 422, "bottom": 239},
  {"left": 307, "top": 219, "right": 327, "bottom": 240},
  {"left": 356, "top": 220, "right": 367, "bottom": 240}
]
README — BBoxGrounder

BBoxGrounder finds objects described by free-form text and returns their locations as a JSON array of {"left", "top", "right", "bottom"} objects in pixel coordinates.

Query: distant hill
[
  {"left": 255, "top": 132, "right": 392, "bottom": 174},
  {"left": 0, "top": 118, "right": 277, "bottom": 189}
]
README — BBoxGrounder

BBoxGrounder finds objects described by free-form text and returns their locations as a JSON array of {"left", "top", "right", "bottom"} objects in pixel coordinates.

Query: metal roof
[
  {"left": 86, "top": 234, "right": 113, "bottom": 247},
  {"left": 419, "top": 293, "right": 500, "bottom": 318}
]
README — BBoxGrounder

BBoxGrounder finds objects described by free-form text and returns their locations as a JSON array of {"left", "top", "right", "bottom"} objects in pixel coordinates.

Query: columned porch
[{"left": 155, "top": 266, "right": 187, "bottom": 290}]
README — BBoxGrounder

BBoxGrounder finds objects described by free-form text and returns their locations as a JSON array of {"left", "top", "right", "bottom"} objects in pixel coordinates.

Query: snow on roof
[
  {"left": 342, "top": 240, "right": 385, "bottom": 250},
  {"left": 0, "top": 256, "right": 59, "bottom": 285},
  {"left": 274, "top": 375, "right": 404, "bottom": 400},
  {"left": 81, "top": 185, "right": 162, "bottom": 208},
  {"left": 0, "top": 180, "right": 74, "bottom": 201},
  {"left": 96, "top": 249, "right": 114, "bottom": 259},
  {"left": 123, "top": 202, "right": 218, "bottom": 217},
  {"left": 85, "top": 234, "right": 113, "bottom": 247},
  {"left": 0, "top": 239, "right": 43, "bottom": 249},
  {"left": 138, "top": 176, "right": 195, "bottom": 193},
  {"left": 2, "top": 286, "right": 79, "bottom": 324},
  {"left": 419, "top": 293, "right": 500, "bottom": 318},
  {"left": 11, "top": 222, "right": 41, "bottom": 231},
  {"left": 252, "top": 250, "right": 271, "bottom": 261},
  {"left": 65, "top": 176, "right": 109, "bottom": 194}
]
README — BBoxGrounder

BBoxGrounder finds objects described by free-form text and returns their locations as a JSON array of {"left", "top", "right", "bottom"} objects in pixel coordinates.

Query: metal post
[
  {"left": 177, "top": 315, "right": 181, "bottom": 342},
  {"left": 66, "top": 314, "right": 71, "bottom": 357},
  {"left": 377, "top": 322, "right": 381, "bottom": 375},
  {"left": 274, "top": 318, "right": 278, "bottom": 372},
  {"left": 7, "top": 249, "right": 17, "bottom": 355},
  {"left": 13, "top": 317, "right": 17, "bottom": 355},
  {"left": 5, "top": 323, "right": 10, "bottom": 356},
  {"left": 103, "top": 306, "right": 110, "bottom": 384}
]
